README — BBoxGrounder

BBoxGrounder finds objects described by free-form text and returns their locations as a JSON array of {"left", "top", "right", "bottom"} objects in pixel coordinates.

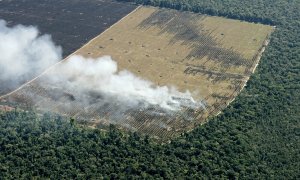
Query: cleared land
[{"left": 0, "top": 6, "right": 274, "bottom": 140}]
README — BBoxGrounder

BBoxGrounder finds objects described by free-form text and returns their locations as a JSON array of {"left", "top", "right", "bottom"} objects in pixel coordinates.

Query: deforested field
[
  {"left": 0, "top": 6, "right": 274, "bottom": 140},
  {"left": 0, "top": 0, "right": 136, "bottom": 57},
  {"left": 0, "top": 0, "right": 136, "bottom": 95}
]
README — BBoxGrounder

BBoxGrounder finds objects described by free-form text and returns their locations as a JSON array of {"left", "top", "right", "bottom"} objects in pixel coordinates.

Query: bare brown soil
[{"left": 0, "top": 6, "right": 274, "bottom": 140}]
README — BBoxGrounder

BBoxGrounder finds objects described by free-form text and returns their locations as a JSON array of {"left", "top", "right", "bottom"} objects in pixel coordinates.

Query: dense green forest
[{"left": 1, "top": 0, "right": 299, "bottom": 178}]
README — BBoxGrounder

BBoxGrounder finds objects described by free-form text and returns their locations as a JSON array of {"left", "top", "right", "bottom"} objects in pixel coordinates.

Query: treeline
[
  {"left": 119, "top": 0, "right": 278, "bottom": 25},
  {"left": 0, "top": 110, "right": 291, "bottom": 179},
  {"left": 1, "top": 0, "right": 300, "bottom": 178}
]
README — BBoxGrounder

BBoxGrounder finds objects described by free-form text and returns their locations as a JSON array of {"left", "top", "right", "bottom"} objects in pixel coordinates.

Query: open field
[{"left": 0, "top": 6, "right": 274, "bottom": 140}]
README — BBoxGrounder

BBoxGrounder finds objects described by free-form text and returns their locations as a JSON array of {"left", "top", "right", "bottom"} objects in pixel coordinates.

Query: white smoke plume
[
  {"left": 55, "top": 55, "right": 202, "bottom": 111},
  {"left": 0, "top": 19, "right": 62, "bottom": 85},
  {"left": 0, "top": 19, "right": 203, "bottom": 113}
]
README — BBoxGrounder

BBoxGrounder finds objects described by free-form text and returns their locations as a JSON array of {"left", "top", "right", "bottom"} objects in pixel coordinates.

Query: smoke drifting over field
[
  {"left": 0, "top": 20, "right": 62, "bottom": 86},
  {"left": 55, "top": 55, "right": 201, "bottom": 111},
  {"left": 0, "top": 20, "right": 202, "bottom": 113}
]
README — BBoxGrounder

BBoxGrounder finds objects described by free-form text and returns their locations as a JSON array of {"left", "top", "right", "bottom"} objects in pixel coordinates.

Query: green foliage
[{"left": 1, "top": 0, "right": 299, "bottom": 178}]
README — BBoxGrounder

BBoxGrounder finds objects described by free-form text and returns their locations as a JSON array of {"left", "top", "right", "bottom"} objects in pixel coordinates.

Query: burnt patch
[
  {"left": 138, "top": 9, "right": 249, "bottom": 68},
  {"left": 0, "top": 0, "right": 136, "bottom": 96}
]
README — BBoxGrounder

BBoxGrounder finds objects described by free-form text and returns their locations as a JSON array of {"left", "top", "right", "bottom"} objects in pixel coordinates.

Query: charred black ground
[
  {"left": 0, "top": 0, "right": 136, "bottom": 57},
  {"left": 0, "top": 0, "right": 136, "bottom": 95}
]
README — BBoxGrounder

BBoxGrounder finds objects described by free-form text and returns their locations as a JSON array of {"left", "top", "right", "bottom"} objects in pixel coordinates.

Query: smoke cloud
[
  {"left": 54, "top": 55, "right": 202, "bottom": 111},
  {"left": 0, "top": 20, "right": 62, "bottom": 88},
  {"left": 0, "top": 19, "right": 203, "bottom": 116}
]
